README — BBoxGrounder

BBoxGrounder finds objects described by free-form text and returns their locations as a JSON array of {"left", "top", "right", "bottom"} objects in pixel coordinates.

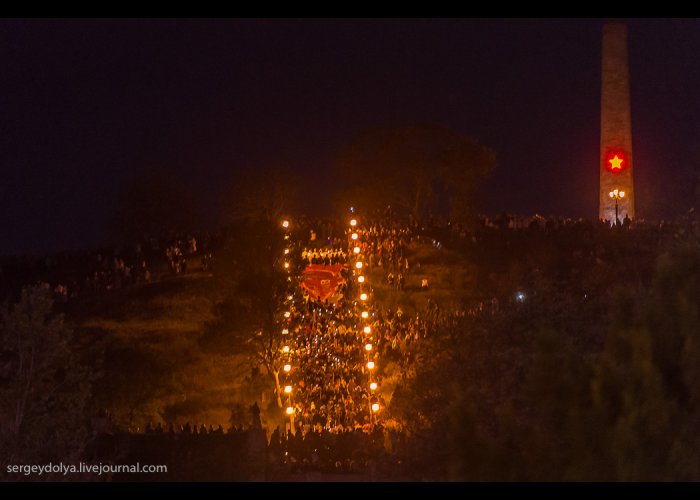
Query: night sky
[{"left": 2, "top": 18, "right": 700, "bottom": 257}]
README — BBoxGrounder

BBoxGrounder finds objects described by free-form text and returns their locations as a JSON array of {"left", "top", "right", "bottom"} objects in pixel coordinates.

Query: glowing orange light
[
  {"left": 282, "top": 328, "right": 289, "bottom": 335},
  {"left": 282, "top": 220, "right": 290, "bottom": 228},
  {"left": 371, "top": 403, "right": 380, "bottom": 412},
  {"left": 365, "top": 343, "right": 372, "bottom": 351},
  {"left": 283, "top": 262, "right": 289, "bottom": 269},
  {"left": 369, "top": 382, "right": 378, "bottom": 391},
  {"left": 284, "top": 248, "right": 290, "bottom": 255},
  {"left": 367, "top": 361, "right": 375, "bottom": 370},
  {"left": 286, "top": 406, "right": 294, "bottom": 415},
  {"left": 361, "top": 311, "right": 369, "bottom": 319},
  {"left": 284, "top": 311, "right": 291, "bottom": 318},
  {"left": 282, "top": 345, "right": 290, "bottom": 353},
  {"left": 284, "top": 385, "right": 292, "bottom": 394},
  {"left": 363, "top": 326, "right": 371, "bottom": 334}
]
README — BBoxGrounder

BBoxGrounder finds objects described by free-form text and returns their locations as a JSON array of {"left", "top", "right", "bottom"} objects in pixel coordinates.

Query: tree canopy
[
  {"left": 335, "top": 123, "right": 496, "bottom": 223},
  {"left": 0, "top": 284, "right": 91, "bottom": 468},
  {"left": 221, "top": 165, "right": 301, "bottom": 226},
  {"left": 111, "top": 168, "right": 204, "bottom": 242}
]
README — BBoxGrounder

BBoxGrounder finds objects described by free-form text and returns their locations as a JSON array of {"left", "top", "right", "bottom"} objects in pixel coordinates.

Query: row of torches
[
  {"left": 277, "top": 214, "right": 381, "bottom": 433},
  {"left": 349, "top": 216, "right": 382, "bottom": 417}
]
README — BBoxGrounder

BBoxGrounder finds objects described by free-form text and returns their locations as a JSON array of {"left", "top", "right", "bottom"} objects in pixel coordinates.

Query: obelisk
[{"left": 599, "top": 22, "right": 635, "bottom": 223}]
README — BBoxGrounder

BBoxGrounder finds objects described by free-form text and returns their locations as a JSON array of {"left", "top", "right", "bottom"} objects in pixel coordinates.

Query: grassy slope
[
  {"left": 368, "top": 241, "right": 478, "bottom": 315},
  {"left": 70, "top": 271, "right": 254, "bottom": 431}
]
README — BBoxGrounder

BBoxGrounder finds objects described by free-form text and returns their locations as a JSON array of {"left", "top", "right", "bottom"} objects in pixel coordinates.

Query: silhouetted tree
[
  {"left": 335, "top": 123, "right": 495, "bottom": 223},
  {"left": 200, "top": 220, "right": 297, "bottom": 409},
  {"left": 0, "top": 284, "right": 91, "bottom": 470},
  {"left": 111, "top": 168, "right": 204, "bottom": 242},
  {"left": 221, "top": 165, "right": 301, "bottom": 226},
  {"left": 444, "top": 242, "right": 700, "bottom": 481},
  {"left": 587, "top": 245, "right": 700, "bottom": 480}
]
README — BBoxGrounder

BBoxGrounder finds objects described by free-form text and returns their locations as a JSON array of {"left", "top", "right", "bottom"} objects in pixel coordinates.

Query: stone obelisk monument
[{"left": 599, "top": 22, "right": 635, "bottom": 223}]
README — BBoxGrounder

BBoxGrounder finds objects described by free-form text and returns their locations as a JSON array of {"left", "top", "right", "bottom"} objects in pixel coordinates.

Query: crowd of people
[
  {"left": 286, "top": 295, "right": 387, "bottom": 433},
  {"left": 267, "top": 423, "right": 389, "bottom": 473},
  {"left": 279, "top": 213, "right": 462, "bottom": 437},
  {"left": 130, "top": 408, "right": 396, "bottom": 477},
  {"left": 144, "top": 422, "right": 226, "bottom": 435},
  {"left": 356, "top": 223, "right": 415, "bottom": 290},
  {"left": 300, "top": 247, "right": 348, "bottom": 266},
  {"left": 0, "top": 231, "right": 220, "bottom": 304}
]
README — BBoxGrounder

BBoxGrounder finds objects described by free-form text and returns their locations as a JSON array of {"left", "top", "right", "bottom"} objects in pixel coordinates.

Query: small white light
[
  {"left": 369, "top": 382, "right": 378, "bottom": 391},
  {"left": 282, "top": 220, "right": 289, "bottom": 228},
  {"left": 284, "top": 385, "right": 292, "bottom": 394},
  {"left": 360, "top": 293, "right": 368, "bottom": 301},
  {"left": 282, "top": 328, "right": 289, "bottom": 335},
  {"left": 284, "top": 311, "right": 291, "bottom": 318},
  {"left": 364, "top": 326, "right": 371, "bottom": 334},
  {"left": 351, "top": 233, "right": 358, "bottom": 240},
  {"left": 361, "top": 311, "right": 369, "bottom": 319},
  {"left": 284, "top": 248, "right": 290, "bottom": 255},
  {"left": 353, "top": 246, "right": 361, "bottom": 254},
  {"left": 283, "top": 364, "right": 291, "bottom": 372},
  {"left": 356, "top": 261, "right": 363, "bottom": 269},
  {"left": 371, "top": 403, "right": 380, "bottom": 412},
  {"left": 286, "top": 406, "right": 293, "bottom": 415},
  {"left": 365, "top": 343, "right": 372, "bottom": 351},
  {"left": 350, "top": 219, "right": 357, "bottom": 227},
  {"left": 367, "top": 361, "right": 375, "bottom": 370},
  {"left": 358, "top": 275, "right": 365, "bottom": 283},
  {"left": 282, "top": 345, "right": 290, "bottom": 353}
]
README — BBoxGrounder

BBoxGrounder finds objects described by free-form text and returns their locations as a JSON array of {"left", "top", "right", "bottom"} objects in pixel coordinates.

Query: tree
[
  {"left": 587, "top": 245, "right": 700, "bottom": 480},
  {"left": 200, "top": 272, "right": 293, "bottom": 410},
  {"left": 110, "top": 167, "right": 204, "bottom": 243},
  {"left": 0, "top": 284, "right": 91, "bottom": 470},
  {"left": 334, "top": 123, "right": 496, "bottom": 223},
  {"left": 199, "top": 220, "right": 297, "bottom": 410},
  {"left": 221, "top": 165, "right": 301, "bottom": 226}
]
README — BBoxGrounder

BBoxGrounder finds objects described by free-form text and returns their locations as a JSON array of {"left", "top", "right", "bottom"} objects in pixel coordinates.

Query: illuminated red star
[{"left": 609, "top": 155, "right": 623, "bottom": 171}]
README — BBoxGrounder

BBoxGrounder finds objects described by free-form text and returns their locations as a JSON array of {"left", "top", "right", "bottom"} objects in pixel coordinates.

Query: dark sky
[{"left": 2, "top": 18, "right": 700, "bottom": 256}]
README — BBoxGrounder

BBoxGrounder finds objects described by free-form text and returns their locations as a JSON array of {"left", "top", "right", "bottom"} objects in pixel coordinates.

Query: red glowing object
[
  {"left": 300, "top": 264, "right": 346, "bottom": 302},
  {"left": 606, "top": 151, "right": 625, "bottom": 173}
]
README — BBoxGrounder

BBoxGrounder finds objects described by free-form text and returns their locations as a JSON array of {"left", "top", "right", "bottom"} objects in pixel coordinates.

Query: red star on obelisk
[{"left": 609, "top": 155, "right": 623, "bottom": 171}]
